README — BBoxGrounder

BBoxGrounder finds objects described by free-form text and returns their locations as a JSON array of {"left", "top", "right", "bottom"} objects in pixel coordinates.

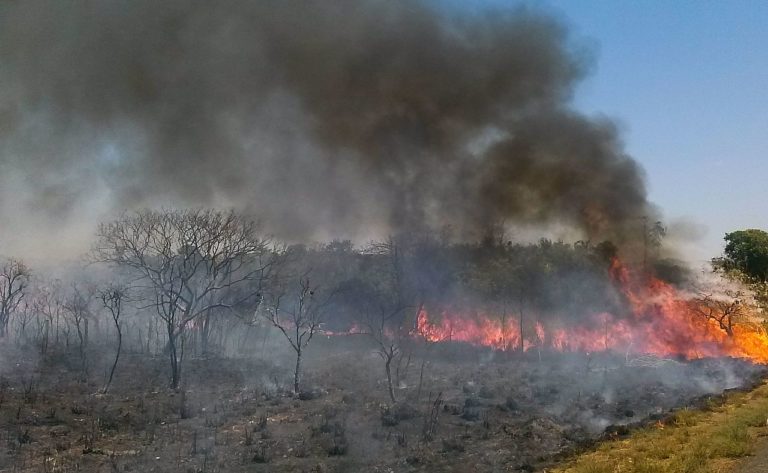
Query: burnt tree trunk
[
  {"left": 104, "top": 323, "right": 122, "bottom": 394},
  {"left": 166, "top": 320, "right": 180, "bottom": 390},
  {"left": 294, "top": 349, "right": 302, "bottom": 395},
  {"left": 385, "top": 352, "right": 396, "bottom": 402},
  {"left": 0, "top": 309, "right": 8, "bottom": 338}
]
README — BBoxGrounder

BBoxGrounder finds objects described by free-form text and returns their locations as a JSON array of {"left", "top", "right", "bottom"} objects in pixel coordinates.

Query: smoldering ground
[
  {"left": 0, "top": 0, "right": 656, "bottom": 261},
  {"left": 0, "top": 330, "right": 764, "bottom": 472}
]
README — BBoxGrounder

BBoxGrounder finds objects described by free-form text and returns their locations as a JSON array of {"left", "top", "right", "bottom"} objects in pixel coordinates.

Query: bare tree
[
  {"left": 13, "top": 300, "right": 34, "bottom": 346},
  {"left": 414, "top": 308, "right": 445, "bottom": 402},
  {"left": 261, "top": 276, "right": 334, "bottom": 395},
  {"left": 690, "top": 292, "right": 745, "bottom": 337},
  {"left": 0, "top": 259, "right": 30, "bottom": 338},
  {"left": 351, "top": 238, "right": 415, "bottom": 403},
  {"left": 31, "top": 280, "right": 64, "bottom": 355},
  {"left": 93, "top": 209, "right": 278, "bottom": 389},
  {"left": 100, "top": 284, "right": 128, "bottom": 394},
  {"left": 63, "top": 283, "right": 94, "bottom": 380}
]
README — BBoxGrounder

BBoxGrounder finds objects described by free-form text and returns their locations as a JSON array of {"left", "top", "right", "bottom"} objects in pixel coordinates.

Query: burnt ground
[{"left": 0, "top": 336, "right": 765, "bottom": 473}]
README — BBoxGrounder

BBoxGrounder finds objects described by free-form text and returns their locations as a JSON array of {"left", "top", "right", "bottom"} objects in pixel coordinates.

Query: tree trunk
[
  {"left": 167, "top": 322, "right": 180, "bottom": 390},
  {"left": 76, "top": 320, "right": 88, "bottom": 381},
  {"left": 725, "top": 324, "right": 734, "bottom": 337},
  {"left": 500, "top": 303, "right": 507, "bottom": 350},
  {"left": 294, "top": 349, "right": 302, "bottom": 395},
  {"left": 103, "top": 324, "right": 122, "bottom": 394},
  {"left": 385, "top": 353, "right": 396, "bottom": 403},
  {"left": 0, "top": 310, "right": 8, "bottom": 338}
]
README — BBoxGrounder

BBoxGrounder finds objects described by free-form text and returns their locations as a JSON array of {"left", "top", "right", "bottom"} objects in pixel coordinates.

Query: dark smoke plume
[{"left": 0, "top": 0, "right": 655, "bottom": 258}]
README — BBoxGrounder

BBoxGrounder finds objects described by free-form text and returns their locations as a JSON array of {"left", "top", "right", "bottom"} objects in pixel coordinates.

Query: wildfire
[{"left": 414, "top": 259, "right": 768, "bottom": 363}]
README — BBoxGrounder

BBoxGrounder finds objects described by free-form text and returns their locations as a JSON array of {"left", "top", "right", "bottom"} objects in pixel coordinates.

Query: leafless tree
[
  {"left": 261, "top": 275, "right": 335, "bottom": 395},
  {"left": 13, "top": 301, "right": 34, "bottom": 346},
  {"left": 690, "top": 292, "right": 745, "bottom": 337},
  {"left": 63, "top": 283, "right": 94, "bottom": 380},
  {"left": 0, "top": 259, "right": 30, "bottom": 338},
  {"left": 93, "top": 209, "right": 279, "bottom": 389},
  {"left": 413, "top": 307, "right": 446, "bottom": 402},
  {"left": 31, "top": 280, "right": 64, "bottom": 354},
  {"left": 100, "top": 284, "right": 128, "bottom": 394},
  {"left": 350, "top": 238, "right": 416, "bottom": 403}
]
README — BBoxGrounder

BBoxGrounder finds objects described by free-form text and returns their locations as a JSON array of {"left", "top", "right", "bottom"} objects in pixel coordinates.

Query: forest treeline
[{"left": 0, "top": 208, "right": 680, "bottom": 398}]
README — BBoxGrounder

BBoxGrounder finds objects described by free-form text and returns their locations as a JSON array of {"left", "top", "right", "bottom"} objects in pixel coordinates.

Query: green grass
[{"left": 555, "top": 382, "right": 768, "bottom": 473}]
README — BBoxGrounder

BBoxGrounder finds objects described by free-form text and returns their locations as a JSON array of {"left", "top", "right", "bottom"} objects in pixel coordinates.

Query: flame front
[{"left": 414, "top": 259, "right": 768, "bottom": 363}]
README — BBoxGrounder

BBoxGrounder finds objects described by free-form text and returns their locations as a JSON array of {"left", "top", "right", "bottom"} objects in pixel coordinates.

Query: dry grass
[{"left": 552, "top": 382, "right": 768, "bottom": 473}]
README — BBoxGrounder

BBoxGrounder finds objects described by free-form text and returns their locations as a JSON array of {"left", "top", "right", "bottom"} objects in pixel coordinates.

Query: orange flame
[{"left": 414, "top": 259, "right": 768, "bottom": 363}]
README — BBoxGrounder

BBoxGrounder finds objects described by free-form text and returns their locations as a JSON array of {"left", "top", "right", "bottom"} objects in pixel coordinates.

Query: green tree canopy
[{"left": 716, "top": 229, "right": 768, "bottom": 283}]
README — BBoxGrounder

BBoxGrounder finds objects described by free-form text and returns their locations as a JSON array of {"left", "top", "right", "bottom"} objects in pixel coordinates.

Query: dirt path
[{"left": 736, "top": 436, "right": 768, "bottom": 473}]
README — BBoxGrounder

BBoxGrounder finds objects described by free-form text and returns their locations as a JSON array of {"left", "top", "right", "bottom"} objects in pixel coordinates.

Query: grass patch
[{"left": 553, "top": 381, "right": 768, "bottom": 473}]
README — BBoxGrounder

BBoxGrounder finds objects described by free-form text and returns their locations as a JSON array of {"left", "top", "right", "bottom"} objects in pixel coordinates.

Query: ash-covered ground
[{"left": 0, "top": 335, "right": 764, "bottom": 473}]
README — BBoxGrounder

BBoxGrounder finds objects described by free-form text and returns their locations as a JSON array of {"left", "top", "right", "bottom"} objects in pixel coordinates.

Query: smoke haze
[{"left": 0, "top": 0, "right": 656, "bottom": 261}]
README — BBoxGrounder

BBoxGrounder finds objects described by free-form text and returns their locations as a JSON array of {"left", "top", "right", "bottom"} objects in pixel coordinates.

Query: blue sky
[{"left": 449, "top": 0, "right": 768, "bottom": 262}]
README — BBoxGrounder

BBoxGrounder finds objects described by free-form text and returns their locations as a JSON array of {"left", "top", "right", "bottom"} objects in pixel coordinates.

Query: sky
[{"left": 455, "top": 0, "right": 768, "bottom": 262}]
